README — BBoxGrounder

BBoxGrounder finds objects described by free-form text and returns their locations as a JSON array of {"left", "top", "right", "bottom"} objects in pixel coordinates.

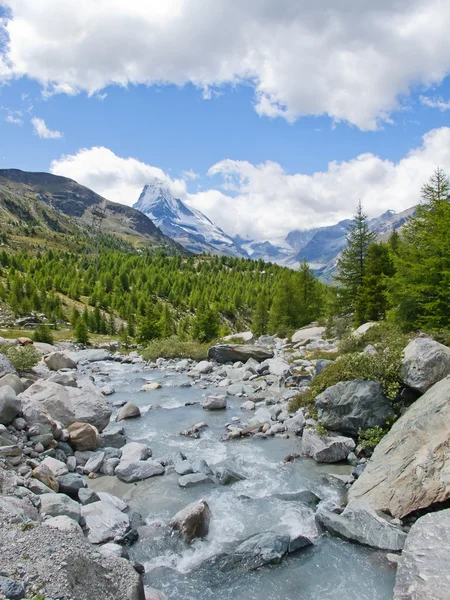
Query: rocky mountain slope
[
  {"left": 134, "top": 180, "right": 247, "bottom": 257},
  {"left": 0, "top": 169, "right": 185, "bottom": 254}
]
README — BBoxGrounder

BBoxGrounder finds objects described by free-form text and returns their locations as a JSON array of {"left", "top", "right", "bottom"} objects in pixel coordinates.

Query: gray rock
[
  {"left": 241, "top": 400, "right": 255, "bottom": 411},
  {"left": 121, "top": 442, "right": 151, "bottom": 462},
  {"left": 78, "top": 488, "right": 100, "bottom": 505},
  {"left": 315, "top": 379, "right": 394, "bottom": 436},
  {"left": 99, "top": 426, "right": 126, "bottom": 448},
  {"left": 227, "top": 531, "right": 290, "bottom": 570},
  {"left": 44, "top": 351, "right": 77, "bottom": 371},
  {"left": 318, "top": 500, "right": 407, "bottom": 551},
  {"left": 292, "top": 326, "right": 325, "bottom": 343},
  {"left": 265, "top": 358, "right": 291, "bottom": 377},
  {"left": 348, "top": 376, "right": 450, "bottom": 518},
  {"left": 223, "top": 331, "right": 254, "bottom": 343},
  {"left": 0, "top": 495, "right": 39, "bottom": 523},
  {"left": 117, "top": 402, "right": 141, "bottom": 421},
  {"left": 284, "top": 412, "right": 306, "bottom": 434},
  {"left": 98, "top": 542, "right": 129, "bottom": 559},
  {"left": 215, "top": 466, "right": 245, "bottom": 486},
  {"left": 19, "top": 379, "right": 112, "bottom": 432},
  {"left": 194, "top": 360, "right": 214, "bottom": 374},
  {"left": 67, "top": 349, "right": 113, "bottom": 363},
  {"left": 47, "top": 371, "right": 78, "bottom": 387},
  {"left": 40, "top": 492, "right": 81, "bottom": 522},
  {"left": 175, "top": 460, "right": 193, "bottom": 475},
  {"left": 0, "top": 373, "right": 24, "bottom": 395},
  {"left": 97, "top": 492, "right": 128, "bottom": 512},
  {"left": 401, "top": 337, "right": 450, "bottom": 393},
  {"left": 115, "top": 460, "right": 164, "bottom": 483},
  {"left": 394, "top": 509, "right": 450, "bottom": 600},
  {"left": 44, "top": 514, "right": 84, "bottom": 535},
  {"left": 40, "top": 457, "right": 68, "bottom": 478},
  {"left": 208, "top": 344, "right": 274, "bottom": 364},
  {"left": 84, "top": 452, "right": 105, "bottom": 474},
  {"left": 170, "top": 499, "right": 212, "bottom": 542},
  {"left": 191, "top": 459, "right": 214, "bottom": 477},
  {"left": 201, "top": 395, "right": 227, "bottom": 409},
  {"left": 100, "top": 458, "right": 120, "bottom": 476},
  {"left": 0, "top": 385, "right": 20, "bottom": 425},
  {"left": 178, "top": 473, "right": 213, "bottom": 488},
  {"left": 144, "top": 588, "right": 168, "bottom": 600},
  {"left": 302, "top": 428, "right": 355, "bottom": 463},
  {"left": 57, "top": 473, "right": 87, "bottom": 497},
  {"left": 0, "top": 353, "right": 16, "bottom": 378},
  {"left": 82, "top": 501, "right": 130, "bottom": 544},
  {"left": 0, "top": 577, "right": 25, "bottom": 600},
  {"left": 27, "top": 478, "right": 56, "bottom": 495},
  {"left": 227, "top": 384, "right": 244, "bottom": 396}
]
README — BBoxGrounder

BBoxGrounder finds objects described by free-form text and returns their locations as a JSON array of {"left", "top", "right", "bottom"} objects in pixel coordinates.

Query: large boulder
[
  {"left": 401, "top": 337, "right": 450, "bottom": 393},
  {"left": 292, "top": 326, "right": 325, "bottom": 344},
  {"left": 81, "top": 501, "right": 130, "bottom": 544},
  {"left": 0, "top": 374, "right": 24, "bottom": 395},
  {"left": 201, "top": 395, "right": 227, "bottom": 410},
  {"left": 170, "top": 499, "right": 211, "bottom": 542},
  {"left": 207, "top": 344, "right": 274, "bottom": 364},
  {"left": 67, "top": 349, "right": 112, "bottom": 363},
  {"left": 68, "top": 422, "right": 99, "bottom": 451},
  {"left": 302, "top": 428, "right": 355, "bottom": 463},
  {"left": 393, "top": 509, "right": 450, "bottom": 600},
  {"left": 115, "top": 460, "right": 164, "bottom": 483},
  {"left": 117, "top": 402, "right": 141, "bottom": 421},
  {"left": 0, "top": 353, "right": 16, "bottom": 378},
  {"left": 0, "top": 385, "right": 21, "bottom": 425},
  {"left": 225, "top": 531, "right": 290, "bottom": 570},
  {"left": 44, "top": 351, "right": 77, "bottom": 371},
  {"left": 40, "top": 492, "right": 81, "bottom": 523},
  {"left": 120, "top": 442, "right": 151, "bottom": 462},
  {"left": 19, "top": 380, "right": 112, "bottom": 432},
  {"left": 317, "top": 500, "right": 407, "bottom": 551},
  {"left": 348, "top": 376, "right": 450, "bottom": 518},
  {"left": 265, "top": 358, "right": 291, "bottom": 377},
  {"left": 315, "top": 379, "right": 394, "bottom": 436}
]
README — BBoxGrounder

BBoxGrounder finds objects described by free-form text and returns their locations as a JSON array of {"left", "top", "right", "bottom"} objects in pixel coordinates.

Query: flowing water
[{"left": 88, "top": 361, "right": 396, "bottom": 600}]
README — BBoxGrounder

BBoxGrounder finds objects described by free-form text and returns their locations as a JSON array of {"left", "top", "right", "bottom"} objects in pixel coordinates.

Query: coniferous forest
[{"left": 1, "top": 169, "right": 449, "bottom": 347}]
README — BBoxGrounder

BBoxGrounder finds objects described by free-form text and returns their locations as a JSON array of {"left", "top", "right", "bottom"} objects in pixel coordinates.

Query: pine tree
[
  {"left": 389, "top": 168, "right": 450, "bottom": 329},
  {"left": 335, "top": 201, "right": 377, "bottom": 315},
  {"left": 252, "top": 292, "right": 269, "bottom": 336},
  {"left": 75, "top": 320, "right": 89, "bottom": 345},
  {"left": 159, "top": 304, "right": 175, "bottom": 338},
  {"left": 354, "top": 242, "right": 394, "bottom": 325},
  {"left": 191, "top": 304, "right": 220, "bottom": 342}
]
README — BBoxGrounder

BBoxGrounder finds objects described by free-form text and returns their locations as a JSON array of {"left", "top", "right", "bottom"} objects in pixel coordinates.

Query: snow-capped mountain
[
  {"left": 134, "top": 180, "right": 416, "bottom": 273},
  {"left": 134, "top": 180, "right": 247, "bottom": 257}
]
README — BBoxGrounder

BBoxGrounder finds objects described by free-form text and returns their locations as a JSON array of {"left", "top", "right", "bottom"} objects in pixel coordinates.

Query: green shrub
[
  {"left": 142, "top": 337, "right": 210, "bottom": 361},
  {"left": 338, "top": 321, "right": 410, "bottom": 356},
  {"left": 289, "top": 340, "right": 405, "bottom": 414},
  {"left": 426, "top": 329, "right": 450, "bottom": 347},
  {"left": 358, "top": 426, "right": 386, "bottom": 449},
  {"left": 306, "top": 349, "right": 340, "bottom": 361},
  {"left": 315, "top": 422, "right": 328, "bottom": 436},
  {"left": 220, "top": 336, "right": 247, "bottom": 345},
  {"left": 33, "top": 324, "right": 54, "bottom": 344},
  {"left": 1, "top": 344, "right": 40, "bottom": 372}
]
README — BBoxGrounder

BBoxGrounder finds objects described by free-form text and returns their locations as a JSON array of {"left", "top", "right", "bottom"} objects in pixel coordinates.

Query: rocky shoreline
[{"left": 1, "top": 326, "right": 450, "bottom": 599}]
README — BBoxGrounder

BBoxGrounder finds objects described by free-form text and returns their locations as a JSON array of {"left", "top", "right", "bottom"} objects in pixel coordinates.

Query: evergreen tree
[
  {"left": 191, "top": 304, "right": 220, "bottom": 342},
  {"left": 137, "top": 304, "right": 162, "bottom": 343},
  {"left": 75, "top": 319, "right": 89, "bottom": 345},
  {"left": 389, "top": 168, "right": 450, "bottom": 329},
  {"left": 159, "top": 304, "right": 175, "bottom": 338},
  {"left": 252, "top": 292, "right": 269, "bottom": 336},
  {"left": 354, "top": 242, "right": 394, "bottom": 325},
  {"left": 335, "top": 201, "right": 377, "bottom": 314}
]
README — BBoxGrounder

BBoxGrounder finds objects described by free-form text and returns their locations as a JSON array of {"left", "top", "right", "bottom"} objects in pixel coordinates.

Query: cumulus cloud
[
  {"left": 31, "top": 116, "right": 63, "bottom": 139},
  {"left": 49, "top": 128, "right": 450, "bottom": 241},
  {"left": 2, "top": 0, "right": 450, "bottom": 129},
  {"left": 50, "top": 146, "right": 187, "bottom": 207}
]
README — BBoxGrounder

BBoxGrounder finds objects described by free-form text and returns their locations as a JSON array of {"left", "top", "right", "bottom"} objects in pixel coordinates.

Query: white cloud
[
  {"left": 420, "top": 95, "right": 450, "bottom": 111},
  {"left": 2, "top": 0, "right": 450, "bottom": 129},
  {"left": 49, "top": 127, "right": 450, "bottom": 241},
  {"left": 31, "top": 116, "right": 63, "bottom": 139},
  {"left": 5, "top": 113, "right": 22, "bottom": 124}
]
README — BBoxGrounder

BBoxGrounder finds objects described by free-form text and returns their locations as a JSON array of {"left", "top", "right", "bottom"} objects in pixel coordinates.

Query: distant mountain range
[{"left": 134, "top": 178, "right": 416, "bottom": 275}]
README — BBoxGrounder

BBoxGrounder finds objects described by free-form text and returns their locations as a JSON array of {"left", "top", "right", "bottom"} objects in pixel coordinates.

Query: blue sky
[{"left": 1, "top": 1, "right": 450, "bottom": 240}]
